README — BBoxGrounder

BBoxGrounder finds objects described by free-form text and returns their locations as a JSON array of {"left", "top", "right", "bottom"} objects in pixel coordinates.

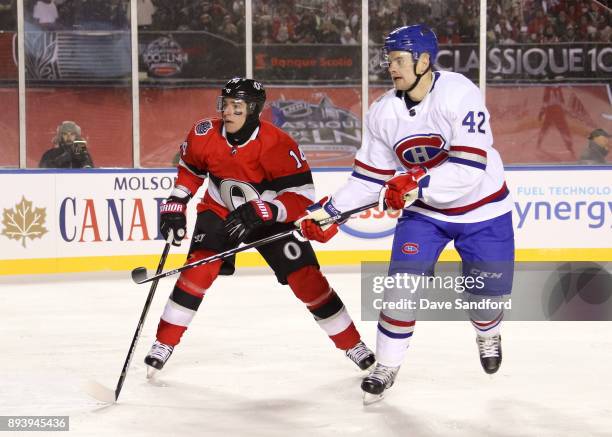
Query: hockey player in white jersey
[{"left": 298, "top": 24, "right": 515, "bottom": 403}]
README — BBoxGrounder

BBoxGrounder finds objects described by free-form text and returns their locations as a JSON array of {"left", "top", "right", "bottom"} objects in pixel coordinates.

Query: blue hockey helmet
[{"left": 382, "top": 24, "right": 438, "bottom": 65}]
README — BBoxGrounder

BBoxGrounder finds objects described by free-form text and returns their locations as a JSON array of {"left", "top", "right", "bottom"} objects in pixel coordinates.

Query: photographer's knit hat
[
  {"left": 589, "top": 128, "right": 610, "bottom": 139},
  {"left": 58, "top": 121, "right": 81, "bottom": 136}
]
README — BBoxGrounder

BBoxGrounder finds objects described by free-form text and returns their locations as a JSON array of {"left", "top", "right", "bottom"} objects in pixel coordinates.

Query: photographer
[
  {"left": 39, "top": 121, "right": 94, "bottom": 168},
  {"left": 579, "top": 129, "right": 610, "bottom": 165}
]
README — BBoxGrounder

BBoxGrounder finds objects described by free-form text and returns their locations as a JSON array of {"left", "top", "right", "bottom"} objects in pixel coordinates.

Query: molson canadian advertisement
[{"left": 0, "top": 168, "right": 610, "bottom": 275}]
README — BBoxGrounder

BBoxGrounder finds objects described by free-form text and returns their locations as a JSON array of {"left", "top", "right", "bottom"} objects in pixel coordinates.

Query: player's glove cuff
[
  {"left": 295, "top": 197, "right": 341, "bottom": 243},
  {"left": 379, "top": 166, "right": 428, "bottom": 211}
]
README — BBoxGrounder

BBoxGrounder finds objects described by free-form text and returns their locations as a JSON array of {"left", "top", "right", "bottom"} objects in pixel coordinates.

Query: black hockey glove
[
  {"left": 159, "top": 196, "right": 189, "bottom": 246},
  {"left": 224, "top": 199, "right": 279, "bottom": 246}
]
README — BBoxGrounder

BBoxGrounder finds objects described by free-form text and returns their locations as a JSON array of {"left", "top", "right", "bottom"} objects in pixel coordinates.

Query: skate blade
[
  {"left": 362, "top": 391, "right": 385, "bottom": 405},
  {"left": 83, "top": 380, "right": 116, "bottom": 404},
  {"left": 146, "top": 366, "right": 159, "bottom": 379}
]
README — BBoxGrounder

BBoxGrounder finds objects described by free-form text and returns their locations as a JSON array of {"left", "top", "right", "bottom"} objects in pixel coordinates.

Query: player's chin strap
[{"left": 405, "top": 63, "right": 432, "bottom": 93}]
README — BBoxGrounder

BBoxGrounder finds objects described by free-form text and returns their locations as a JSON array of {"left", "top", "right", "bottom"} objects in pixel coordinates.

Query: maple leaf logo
[{"left": 1, "top": 196, "right": 48, "bottom": 248}]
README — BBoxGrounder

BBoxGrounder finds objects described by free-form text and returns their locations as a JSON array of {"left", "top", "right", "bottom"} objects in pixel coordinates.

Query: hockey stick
[
  {"left": 84, "top": 231, "right": 178, "bottom": 404},
  {"left": 131, "top": 201, "right": 379, "bottom": 285}
]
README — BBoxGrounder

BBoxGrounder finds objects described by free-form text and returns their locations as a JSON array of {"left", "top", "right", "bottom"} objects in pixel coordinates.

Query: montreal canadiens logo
[
  {"left": 401, "top": 242, "right": 419, "bottom": 254},
  {"left": 394, "top": 133, "right": 447, "bottom": 169}
]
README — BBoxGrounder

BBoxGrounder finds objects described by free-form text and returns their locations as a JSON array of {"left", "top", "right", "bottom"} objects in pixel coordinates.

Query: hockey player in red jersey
[{"left": 144, "top": 77, "right": 374, "bottom": 376}]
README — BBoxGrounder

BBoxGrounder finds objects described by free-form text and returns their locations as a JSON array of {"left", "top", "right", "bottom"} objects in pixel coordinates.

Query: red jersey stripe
[
  {"left": 414, "top": 182, "right": 509, "bottom": 215},
  {"left": 381, "top": 313, "right": 416, "bottom": 327},
  {"left": 449, "top": 145, "right": 488, "bottom": 157},
  {"left": 354, "top": 159, "right": 396, "bottom": 175}
]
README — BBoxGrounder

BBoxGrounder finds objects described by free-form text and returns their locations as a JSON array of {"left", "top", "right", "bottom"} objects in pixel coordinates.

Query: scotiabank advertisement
[{"left": 0, "top": 168, "right": 610, "bottom": 274}]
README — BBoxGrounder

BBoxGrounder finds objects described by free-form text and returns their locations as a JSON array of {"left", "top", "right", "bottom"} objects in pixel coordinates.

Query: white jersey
[{"left": 332, "top": 71, "right": 512, "bottom": 223}]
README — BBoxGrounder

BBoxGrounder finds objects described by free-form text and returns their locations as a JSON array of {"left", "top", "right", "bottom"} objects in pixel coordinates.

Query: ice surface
[{"left": 1, "top": 268, "right": 610, "bottom": 437}]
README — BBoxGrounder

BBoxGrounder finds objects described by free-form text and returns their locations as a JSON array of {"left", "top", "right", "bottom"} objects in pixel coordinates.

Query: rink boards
[{"left": 0, "top": 167, "right": 610, "bottom": 275}]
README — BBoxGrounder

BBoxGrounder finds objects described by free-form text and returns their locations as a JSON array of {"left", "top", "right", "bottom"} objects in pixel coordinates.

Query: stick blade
[
  {"left": 131, "top": 267, "right": 148, "bottom": 284},
  {"left": 83, "top": 380, "right": 117, "bottom": 404}
]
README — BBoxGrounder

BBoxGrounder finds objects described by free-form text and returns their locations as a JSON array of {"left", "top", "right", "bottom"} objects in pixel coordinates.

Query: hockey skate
[
  {"left": 144, "top": 340, "right": 174, "bottom": 378},
  {"left": 476, "top": 334, "right": 502, "bottom": 374},
  {"left": 361, "top": 363, "right": 400, "bottom": 405},
  {"left": 345, "top": 341, "right": 376, "bottom": 370}
]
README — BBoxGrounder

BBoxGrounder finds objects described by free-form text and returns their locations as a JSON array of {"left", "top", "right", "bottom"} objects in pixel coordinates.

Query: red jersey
[{"left": 175, "top": 118, "right": 315, "bottom": 222}]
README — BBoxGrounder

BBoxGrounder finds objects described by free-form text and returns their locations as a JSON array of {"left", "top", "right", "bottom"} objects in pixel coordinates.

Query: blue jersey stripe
[
  {"left": 351, "top": 171, "right": 386, "bottom": 186},
  {"left": 378, "top": 323, "right": 414, "bottom": 339},
  {"left": 448, "top": 157, "right": 487, "bottom": 170}
]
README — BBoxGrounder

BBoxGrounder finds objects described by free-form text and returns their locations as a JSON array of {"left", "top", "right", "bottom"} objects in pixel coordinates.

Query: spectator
[
  {"left": 231, "top": 0, "right": 243, "bottom": 16},
  {"left": 542, "top": 23, "right": 558, "bottom": 42},
  {"left": 499, "top": 27, "right": 517, "bottom": 44},
  {"left": 564, "top": 24, "right": 578, "bottom": 42},
  {"left": 258, "top": 26, "right": 274, "bottom": 44},
  {"left": 208, "top": 0, "right": 229, "bottom": 25},
  {"left": 0, "top": 0, "right": 16, "bottom": 31},
  {"left": 599, "top": 18, "right": 612, "bottom": 43},
  {"left": 494, "top": 16, "right": 512, "bottom": 37},
  {"left": 347, "top": 4, "right": 359, "bottom": 33},
  {"left": 293, "top": 9, "right": 317, "bottom": 43},
  {"left": 194, "top": 12, "right": 214, "bottom": 32},
  {"left": 577, "top": 15, "right": 590, "bottom": 40},
  {"left": 32, "top": 0, "right": 58, "bottom": 29},
  {"left": 220, "top": 14, "right": 239, "bottom": 40},
  {"left": 527, "top": 8, "right": 548, "bottom": 36},
  {"left": 566, "top": 2, "right": 580, "bottom": 23},
  {"left": 553, "top": 10, "right": 568, "bottom": 38},
  {"left": 579, "top": 129, "right": 610, "bottom": 164},
  {"left": 318, "top": 19, "right": 340, "bottom": 43},
  {"left": 110, "top": 0, "right": 129, "bottom": 29},
  {"left": 39, "top": 121, "right": 94, "bottom": 168},
  {"left": 517, "top": 26, "right": 530, "bottom": 43},
  {"left": 340, "top": 26, "right": 357, "bottom": 45},
  {"left": 585, "top": 2, "right": 599, "bottom": 25},
  {"left": 246, "top": 0, "right": 611, "bottom": 46},
  {"left": 271, "top": 5, "right": 297, "bottom": 43},
  {"left": 137, "top": 0, "right": 156, "bottom": 29}
]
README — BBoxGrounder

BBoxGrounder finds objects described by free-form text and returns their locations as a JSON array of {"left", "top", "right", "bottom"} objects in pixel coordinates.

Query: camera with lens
[{"left": 71, "top": 139, "right": 87, "bottom": 154}]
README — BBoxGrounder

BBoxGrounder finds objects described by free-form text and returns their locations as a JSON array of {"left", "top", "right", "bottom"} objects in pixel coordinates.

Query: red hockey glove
[
  {"left": 379, "top": 166, "right": 428, "bottom": 211},
  {"left": 295, "top": 197, "right": 340, "bottom": 243},
  {"left": 224, "top": 199, "right": 279, "bottom": 246},
  {"left": 160, "top": 196, "right": 188, "bottom": 246}
]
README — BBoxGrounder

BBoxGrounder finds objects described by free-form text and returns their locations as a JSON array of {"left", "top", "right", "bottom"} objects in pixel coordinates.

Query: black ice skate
[
  {"left": 144, "top": 340, "right": 174, "bottom": 378},
  {"left": 361, "top": 363, "right": 400, "bottom": 405},
  {"left": 345, "top": 341, "right": 376, "bottom": 370},
  {"left": 476, "top": 334, "right": 502, "bottom": 374}
]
